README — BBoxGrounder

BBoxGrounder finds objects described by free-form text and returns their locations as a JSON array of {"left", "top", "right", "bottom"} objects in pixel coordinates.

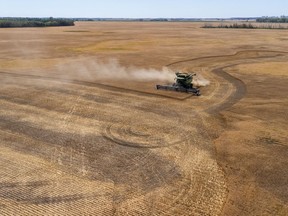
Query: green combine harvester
[{"left": 156, "top": 72, "right": 200, "bottom": 96}]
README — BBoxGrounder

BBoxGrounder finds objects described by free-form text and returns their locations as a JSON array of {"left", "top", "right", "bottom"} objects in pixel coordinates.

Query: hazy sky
[{"left": 0, "top": 0, "right": 287, "bottom": 18}]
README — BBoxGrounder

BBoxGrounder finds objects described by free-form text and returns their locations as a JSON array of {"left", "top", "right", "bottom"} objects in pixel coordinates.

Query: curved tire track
[
  {"left": 205, "top": 64, "right": 247, "bottom": 114},
  {"left": 1, "top": 50, "right": 287, "bottom": 215},
  {"left": 166, "top": 50, "right": 288, "bottom": 113}
]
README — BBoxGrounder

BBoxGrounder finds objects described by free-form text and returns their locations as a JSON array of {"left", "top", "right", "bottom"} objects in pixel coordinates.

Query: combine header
[{"left": 156, "top": 72, "right": 200, "bottom": 96}]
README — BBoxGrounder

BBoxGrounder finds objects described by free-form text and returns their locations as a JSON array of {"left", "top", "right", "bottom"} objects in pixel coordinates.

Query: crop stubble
[{"left": 0, "top": 22, "right": 287, "bottom": 215}]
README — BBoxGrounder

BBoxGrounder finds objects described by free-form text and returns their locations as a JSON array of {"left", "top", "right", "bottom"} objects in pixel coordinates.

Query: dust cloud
[
  {"left": 1, "top": 57, "right": 210, "bottom": 87},
  {"left": 56, "top": 58, "right": 175, "bottom": 82},
  {"left": 55, "top": 58, "right": 211, "bottom": 86},
  {"left": 193, "top": 74, "right": 210, "bottom": 87}
]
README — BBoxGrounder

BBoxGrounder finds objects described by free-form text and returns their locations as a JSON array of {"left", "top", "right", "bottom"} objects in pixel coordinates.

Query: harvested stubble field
[{"left": 0, "top": 22, "right": 287, "bottom": 215}]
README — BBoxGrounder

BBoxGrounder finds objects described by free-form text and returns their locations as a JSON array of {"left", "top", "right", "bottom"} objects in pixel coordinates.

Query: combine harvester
[{"left": 156, "top": 72, "right": 201, "bottom": 96}]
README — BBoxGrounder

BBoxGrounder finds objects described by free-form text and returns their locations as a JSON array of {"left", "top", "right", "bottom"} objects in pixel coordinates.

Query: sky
[{"left": 0, "top": 0, "right": 287, "bottom": 18}]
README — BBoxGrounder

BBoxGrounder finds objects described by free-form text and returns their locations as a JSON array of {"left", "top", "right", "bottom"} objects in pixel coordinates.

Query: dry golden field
[{"left": 0, "top": 21, "right": 287, "bottom": 215}]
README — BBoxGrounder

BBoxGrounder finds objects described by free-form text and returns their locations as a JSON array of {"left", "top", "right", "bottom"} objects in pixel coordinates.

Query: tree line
[
  {"left": 256, "top": 16, "right": 288, "bottom": 23},
  {"left": 202, "top": 22, "right": 287, "bottom": 29},
  {"left": 203, "top": 23, "right": 255, "bottom": 29},
  {"left": 0, "top": 17, "right": 74, "bottom": 28}
]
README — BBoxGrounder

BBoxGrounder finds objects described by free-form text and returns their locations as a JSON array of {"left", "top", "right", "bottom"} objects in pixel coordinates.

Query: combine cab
[{"left": 156, "top": 72, "right": 200, "bottom": 96}]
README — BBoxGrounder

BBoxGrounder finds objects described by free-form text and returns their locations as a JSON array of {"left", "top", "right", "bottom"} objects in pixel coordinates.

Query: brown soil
[{"left": 0, "top": 22, "right": 287, "bottom": 215}]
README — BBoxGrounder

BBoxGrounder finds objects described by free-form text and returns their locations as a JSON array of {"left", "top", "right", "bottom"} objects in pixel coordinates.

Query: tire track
[
  {"left": 1, "top": 49, "right": 287, "bottom": 215},
  {"left": 165, "top": 50, "right": 288, "bottom": 113},
  {"left": 0, "top": 71, "right": 193, "bottom": 101},
  {"left": 205, "top": 64, "right": 246, "bottom": 114},
  {"left": 166, "top": 50, "right": 288, "bottom": 67}
]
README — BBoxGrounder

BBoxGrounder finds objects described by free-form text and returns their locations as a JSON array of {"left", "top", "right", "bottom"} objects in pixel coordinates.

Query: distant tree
[
  {"left": 0, "top": 17, "right": 75, "bottom": 28},
  {"left": 202, "top": 22, "right": 287, "bottom": 29},
  {"left": 257, "top": 16, "right": 288, "bottom": 23},
  {"left": 203, "top": 23, "right": 213, "bottom": 28}
]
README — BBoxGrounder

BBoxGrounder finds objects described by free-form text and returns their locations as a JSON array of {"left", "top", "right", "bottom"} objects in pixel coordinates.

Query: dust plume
[
  {"left": 193, "top": 74, "right": 210, "bottom": 87},
  {"left": 56, "top": 58, "right": 175, "bottom": 82}
]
